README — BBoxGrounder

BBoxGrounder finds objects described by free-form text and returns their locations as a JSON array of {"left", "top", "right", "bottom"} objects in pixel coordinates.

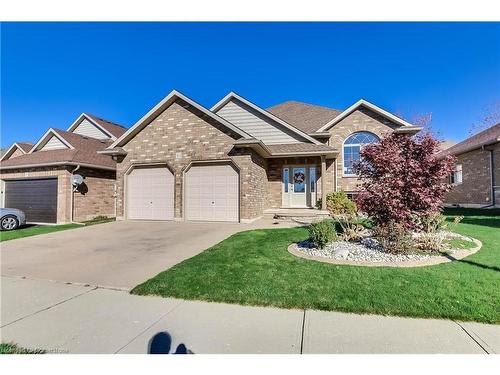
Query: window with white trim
[
  {"left": 343, "top": 132, "right": 379, "bottom": 176},
  {"left": 451, "top": 164, "right": 463, "bottom": 185}
]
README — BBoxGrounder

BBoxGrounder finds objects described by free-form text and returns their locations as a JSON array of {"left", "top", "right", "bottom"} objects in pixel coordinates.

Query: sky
[{"left": 1, "top": 22, "right": 499, "bottom": 148}]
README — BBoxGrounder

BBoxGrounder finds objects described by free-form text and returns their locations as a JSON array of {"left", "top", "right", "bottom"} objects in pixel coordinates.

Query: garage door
[
  {"left": 185, "top": 164, "right": 239, "bottom": 222},
  {"left": 4, "top": 178, "right": 58, "bottom": 223},
  {"left": 127, "top": 167, "right": 174, "bottom": 220}
]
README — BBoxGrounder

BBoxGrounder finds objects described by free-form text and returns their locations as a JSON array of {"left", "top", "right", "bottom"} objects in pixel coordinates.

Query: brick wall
[
  {"left": 445, "top": 145, "right": 499, "bottom": 207},
  {"left": 72, "top": 167, "right": 116, "bottom": 221},
  {"left": 115, "top": 99, "right": 268, "bottom": 221},
  {"left": 266, "top": 156, "right": 334, "bottom": 208},
  {"left": 0, "top": 166, "right": 71, "bottom": 223},
  {"left": 328, "top": 108, "right": 399, "bottom": 192}
]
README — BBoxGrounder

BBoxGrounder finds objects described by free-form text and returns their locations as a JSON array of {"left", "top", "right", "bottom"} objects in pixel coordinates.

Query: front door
[
  {"left": 282, "top": 166, "right": 317, "bottom": 208},
  {"left": 290, "top": 167, "right": 307, "bottom": 207}
]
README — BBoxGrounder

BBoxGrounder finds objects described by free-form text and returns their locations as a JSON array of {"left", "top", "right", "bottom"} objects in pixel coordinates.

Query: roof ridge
[
  {"left": 85, "top": 113, "right": 127, "bottom": 129},
  {"left": 268, "top": 100, "right": 342, "bottom": 113}
]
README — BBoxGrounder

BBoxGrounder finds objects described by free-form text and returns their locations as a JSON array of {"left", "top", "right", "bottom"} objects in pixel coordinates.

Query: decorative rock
[
  {"left": 333, "top": 248, "right": 349, "bottom": 259},
  {"left": 360, "top": 237, "right": 380, "bottom": 249},
  {"left": 296, "top": 240, "right": 432, "bottom": 263}
]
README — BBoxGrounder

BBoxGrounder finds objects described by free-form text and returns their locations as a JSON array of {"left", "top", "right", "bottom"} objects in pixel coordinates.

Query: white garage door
[
  {"left": 127, "top": 167, "right": 174, "bottom": 220},
  {"left": 185, "top": 164, "right": 239, "bottom": 222}
]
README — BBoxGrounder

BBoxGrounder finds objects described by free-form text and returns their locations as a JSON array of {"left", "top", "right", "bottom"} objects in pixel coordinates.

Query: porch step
[{"left": 263, "top": 208, "right": 330, "bottom": 221}]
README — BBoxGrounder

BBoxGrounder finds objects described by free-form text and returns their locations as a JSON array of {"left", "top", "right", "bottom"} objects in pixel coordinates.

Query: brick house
[
  {"left": 0, "top": 114, "right": 127, "bottom": 223},
  {"left": 440, "top": 123, "right": 500, "bottom": 208},
  {"left": 102, "top": 90, "right": 420, "bottom": 223}
]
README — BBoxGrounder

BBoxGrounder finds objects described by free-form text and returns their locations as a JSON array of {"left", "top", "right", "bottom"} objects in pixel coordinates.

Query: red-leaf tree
[{"left": 355, "top": 133, "right": 455, "bottom": 230}]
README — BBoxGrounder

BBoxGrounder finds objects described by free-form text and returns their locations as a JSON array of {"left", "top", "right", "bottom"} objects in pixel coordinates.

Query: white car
[{"left": 0, "top": 208, "right": 27, "bottom": 231}]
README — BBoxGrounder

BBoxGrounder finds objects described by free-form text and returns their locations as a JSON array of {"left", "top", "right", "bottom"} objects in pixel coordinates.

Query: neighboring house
[
  {"left": 440, "top": 123, "right": 500, "bottom": 208},
  {"left": 0, "top": 114, "right": 127, "bottom": 223},
  {"left": 439, "top": 140, "right": 457, "bottom": 151},
  {"left": 102, "top": 90, "right": 420, "bottom": 223}
]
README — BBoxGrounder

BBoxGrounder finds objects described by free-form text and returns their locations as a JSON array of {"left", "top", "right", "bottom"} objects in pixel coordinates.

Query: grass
[
  {"left": 0, "top": 224, "right": 81, "bottom": 242},
  {"left": 132, "top": 208, "right": 500, "bottom": 323},
  {"left": 0, "top": 343, "right": 44, "bottom": 354},
  {"left": 445, "top": 238, "right": 477, "bottom": 250},
  {"left": 0, "top": 216, "right": 115, "bottom": 242}
]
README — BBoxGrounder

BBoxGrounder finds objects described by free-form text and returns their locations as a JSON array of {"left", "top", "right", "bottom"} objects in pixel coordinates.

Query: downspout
[
  {"left": 480, "top": 146, "right": 496, "bottom": 208},
  {"left": 70, "top": 165, "right": 85, "bottom": 224}
]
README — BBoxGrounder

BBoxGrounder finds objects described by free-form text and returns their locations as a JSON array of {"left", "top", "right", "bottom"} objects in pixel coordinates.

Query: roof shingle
[
  {"left": 266, "top": 142, "right": 337, "bottom": 155},
  {"left": 439, "top": 123, "right": 500, "bottom": 157},
  {"left": 0, "top": 129, "right": 115, "bottom": 169},
  {"left": 17, "top": 142, "right": 34, "bottom": 153},
  {"left": 85, "top": 113, "right": 127, "bottom": 138},
  {"left": 267, "top": 101, "right": 342, "bottom": 133}
]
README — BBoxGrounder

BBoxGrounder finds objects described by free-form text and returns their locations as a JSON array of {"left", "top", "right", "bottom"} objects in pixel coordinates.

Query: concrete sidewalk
[{"left": 1, "top": 276, "right": 498, "bottom": 354}]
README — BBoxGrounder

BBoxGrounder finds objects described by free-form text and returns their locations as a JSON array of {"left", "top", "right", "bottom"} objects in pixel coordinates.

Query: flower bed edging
[{"left": 287, "top": 237, "right": 482, "bottom": 268}]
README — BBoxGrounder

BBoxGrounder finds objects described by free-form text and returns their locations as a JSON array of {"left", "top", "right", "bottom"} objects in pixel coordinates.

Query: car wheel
[{"left": 1, "top": 215, "right": 19, "bottom": 231}]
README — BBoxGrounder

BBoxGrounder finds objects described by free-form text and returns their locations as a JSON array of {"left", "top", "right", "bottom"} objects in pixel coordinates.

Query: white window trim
[
  {"left": 342, "top": 132, "right": 379, "bottom": 177},
  {"left": 451, "top": 164, "right": 463, "bottom": 185}
]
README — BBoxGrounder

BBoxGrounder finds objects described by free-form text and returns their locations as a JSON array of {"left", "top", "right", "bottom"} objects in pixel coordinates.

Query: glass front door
[
  {"left": 282, "top": 166, "right": 317, "bottom": 208},
  {"left": 291, "top": 167, "right": 307, "bottom": 207}
]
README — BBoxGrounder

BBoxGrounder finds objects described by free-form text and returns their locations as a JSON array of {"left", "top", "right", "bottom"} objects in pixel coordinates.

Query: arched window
[{"left": 343, "top": 131, "right": 379, "bottom": 176}]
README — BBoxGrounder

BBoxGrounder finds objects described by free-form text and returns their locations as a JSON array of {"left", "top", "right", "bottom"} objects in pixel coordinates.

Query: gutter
[
  {"left": 233, "top": 139, "right": 338, "bottom": 158},
  {"left": 480, "top": 145, "right": 497, "bottom": 208},
  {"left": 438, "top": 137, "right": 500, "bottom": 159},
  {"left": 70, "top": 165, "right": 85, "bottom": 224},
  {"left": 0, "top": 161, "right": 116, "bottom": 171},
  {"left": 394, "top": 126, "right": 423, "bottom": 134}
]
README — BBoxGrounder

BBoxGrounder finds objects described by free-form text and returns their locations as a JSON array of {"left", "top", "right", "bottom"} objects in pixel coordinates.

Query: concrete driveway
[{"left": 0, "top": 219, "right": 294, "bottom": 290}]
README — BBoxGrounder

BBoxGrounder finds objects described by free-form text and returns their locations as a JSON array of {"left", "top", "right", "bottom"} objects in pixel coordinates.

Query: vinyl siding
[
  {"left": 73, "top": 118, "right": 111, "bottom": 139},
  {"left": 39, "top": 135, "right": 69, "bottom": 151},
  {"left": 215, "top": 99, "right": 306, "bottom": 145}
]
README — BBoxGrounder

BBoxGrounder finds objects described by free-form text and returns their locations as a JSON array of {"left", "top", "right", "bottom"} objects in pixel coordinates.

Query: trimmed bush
[
  {"left": 316, "top": 191, "right": 357, "bottom": 215},
  {"left": 308, "top": 219, "right": 337, "bottom": 249}
]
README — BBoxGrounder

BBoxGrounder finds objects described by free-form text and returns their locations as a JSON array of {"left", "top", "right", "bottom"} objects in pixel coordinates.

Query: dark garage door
[{"left": 4, "top": 178, "right": 58, "bottom": 223}]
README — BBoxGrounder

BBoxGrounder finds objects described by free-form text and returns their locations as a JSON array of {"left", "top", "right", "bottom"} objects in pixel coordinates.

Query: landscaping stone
[
  {"left": 291, "top": 231, "right": 480, "bottom": 267},
  {"left": 296, "top": 239, "right": 432, "bottom": 263}
]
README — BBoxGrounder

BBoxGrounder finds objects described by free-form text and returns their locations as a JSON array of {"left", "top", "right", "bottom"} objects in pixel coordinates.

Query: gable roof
[
  {"left": 316, "top": 99, "right": 420, "bottom": 133},
  {"left": 211, "top": 92, "right": 322, "bottom": 145},
  {"left": 29, "top": 128, "right": 75, "bottom": 153},
  {"left": 108, "top": 90, "right": 251, "bottom": 149},
  {"left": 267, "top": 101, "right": 342, "bottom": 134},
  {"left": 439, "top": 123, "right": 500, "bottom": 157},
  {"left": 67, "top": 113, "right": 127, "bottom": 140},
  {"left": 0, "top": 129, "right": 115, "bottom": 170},
  {"left": 0, "top": 142, "right": 34, "bottom": 161}
]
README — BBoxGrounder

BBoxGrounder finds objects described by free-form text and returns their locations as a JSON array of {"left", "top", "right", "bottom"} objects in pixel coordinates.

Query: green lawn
[
  {"left": 0, "top": 217, "right": 115, "bottom": 242},
  {"left": 132, "top": 208, "right": 500, "bottom": 323},
  {"left": 0, "top": 224, "right": 82, "bottom": 242},
  {"left": 0, "top": 343, "right": 44, "bottom": 354}
]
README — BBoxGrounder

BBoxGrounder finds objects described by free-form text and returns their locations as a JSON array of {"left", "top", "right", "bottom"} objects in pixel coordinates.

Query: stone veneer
[
  {"left": 72, "top": 167, "right": 116, "bottom": 221},
  {"left": 266, "top": 157, "right": 335, "bottom": 209},
  {"left": 114, "top": 99, "right": 268, "bottom": 221},
  {"left": 328, "top": 107, "right": 400, "bottom": 192}
]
